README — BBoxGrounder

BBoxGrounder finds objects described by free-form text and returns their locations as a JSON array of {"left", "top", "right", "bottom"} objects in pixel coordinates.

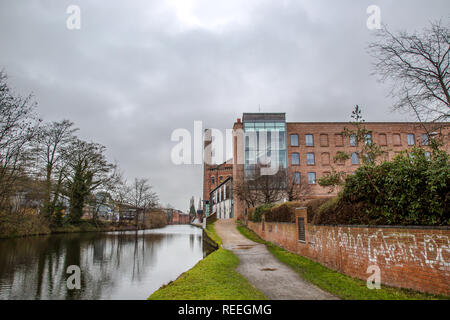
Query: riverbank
[
  {"left": 236, "top": 223, "right": 448, "bottom": 300},
  {"left": 148, "top": 221, "right": 267, "bottom": 300},
  {"left": 0, "top": 216, "right": 166, "bottom": 239}
]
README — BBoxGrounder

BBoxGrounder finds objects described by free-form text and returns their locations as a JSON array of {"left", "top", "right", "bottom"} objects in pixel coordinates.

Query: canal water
[{"left": 0, "top": 225, "right": 211, "bottom": 300}]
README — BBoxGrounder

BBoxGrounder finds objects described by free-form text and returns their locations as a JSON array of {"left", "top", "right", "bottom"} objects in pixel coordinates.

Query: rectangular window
[
  {"left": 379, "top": 134, "right": 387, "bottom": 146},
  {"left": 320, "top": 134, "right": 329, "bottom": 147},
  {"left": 335, "top": 134, "right": 343, "bottom": 147},
  {"left": 308, "top": 172, "right": 316, "bottom": 184},
  {"left": 291, "top": 153, "right": 300, "bottom": 165},
  {"left": 421, "top": 133, "right": 429, "bottom": 145},
  {"left": 305, "top": 134, "right": 314, "bottom": 146},
  {"left": 306, "top": 152, "right": 315, "bottom": 165},
  {"left": 351, "top": 152, "right": 359, "bottom": 165},
  {"left": 365, "top": 133, "right": 372, "bottom": 145},
  {"left": 407, "top": 134, "right": 415, "bottom": 146},
  {"left": 393, "top": 133, "right": 401, "bottom": 146},
  {"left": 321, "top": 152, "right": 330, "bottom": 166},
  {"left": 350, "top": 134, "right": 357, "bottom": 146},
  {"left": 290, "top": 134, "right": 299, "bottom": 146},
  {"left": 425, "top": 151, "right": 431, "bottom": 159},
  {"left": 293, "top": 172, "right": 301, "bottom": 184}
]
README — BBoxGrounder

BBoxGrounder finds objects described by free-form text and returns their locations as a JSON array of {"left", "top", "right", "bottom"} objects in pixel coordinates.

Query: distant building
[{"left": 171, "top": 211, "right": 190, "bottom": 224}]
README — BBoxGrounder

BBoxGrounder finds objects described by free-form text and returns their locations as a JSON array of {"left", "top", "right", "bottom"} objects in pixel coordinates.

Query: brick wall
[{"left": 248, "top": 216, "right": 450, "bottom": 296}]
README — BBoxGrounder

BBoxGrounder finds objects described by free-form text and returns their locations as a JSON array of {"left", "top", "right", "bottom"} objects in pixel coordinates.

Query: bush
[
  {"left": 0, "top": 210, "right": 50, "bottom": 238},
  {"left": 261, "top": 199, "right": 332, "bottom": 223},
  {"left": 265, "top": 204, "right": 293, "bottom": 223},
  {"left": 252, "top": 204, "right": 274, "bottom": 222},
  {"left": 315, "top": 148, "right": 450, "bottom": 226},
  {"left": 247, "top": 207, "right": 254, "bottom": 221}
]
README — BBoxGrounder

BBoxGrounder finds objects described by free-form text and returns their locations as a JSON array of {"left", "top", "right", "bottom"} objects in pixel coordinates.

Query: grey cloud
[{"left": 0, "top": 0, "right": 448, "bottom": 210}]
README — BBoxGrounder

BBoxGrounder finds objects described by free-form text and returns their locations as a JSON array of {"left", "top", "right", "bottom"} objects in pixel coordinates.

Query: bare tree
[
  {"left": 65, "top": 139, "right": 116, "bottom": 224},
  {"left": 369, "top": 21, "right": 449, "bottom": 126},
  {"left": 285, "top": 172, "right": 311, "bottom": 202},
  {"left": 234, "top": 165, "right": 288, "bottom": 207},
  {"left": 128, "top": 178, "right": 159, "bottom": 227},
  {"left": 36, "top": 120, "right": 77, "bottom": 221},
  {"left": 0, "top": 71, "right": 40, "bottom": 210}
]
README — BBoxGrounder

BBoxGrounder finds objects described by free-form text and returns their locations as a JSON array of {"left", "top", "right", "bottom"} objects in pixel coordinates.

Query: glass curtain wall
[{"left": 243, "top": 120, "right": 287, "bottom": 180}]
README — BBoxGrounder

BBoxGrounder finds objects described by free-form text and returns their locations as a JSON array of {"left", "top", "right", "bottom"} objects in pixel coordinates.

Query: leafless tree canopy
[
  {"left": 369, "top": 21, "right": 450, "bottom": 123},
  {"left": 234, "top": 166, "right": 310, "bottom": 207},
  {"left": 0, "top": 71, "right": 40, "bottom": 209}
]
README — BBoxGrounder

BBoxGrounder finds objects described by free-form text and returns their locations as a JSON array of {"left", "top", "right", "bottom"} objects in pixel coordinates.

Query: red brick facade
[
  {"left": 248, "top": 212, "right": 450, "bottom": 295},
  {"left": 286, "top": 122, "right": 450, "bottom": 197},
  {"left": 171, "top": 212, "right": 190, "bottom": 224}
]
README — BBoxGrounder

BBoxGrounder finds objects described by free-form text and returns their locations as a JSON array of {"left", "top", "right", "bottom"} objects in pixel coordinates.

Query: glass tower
[{"left": 242, "top": 113, "right": 287, "bottom": 180}]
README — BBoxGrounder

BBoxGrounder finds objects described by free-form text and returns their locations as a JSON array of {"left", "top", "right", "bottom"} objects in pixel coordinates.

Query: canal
[{"left": 0, "top": 225, "right": 211, "bottom": 300}]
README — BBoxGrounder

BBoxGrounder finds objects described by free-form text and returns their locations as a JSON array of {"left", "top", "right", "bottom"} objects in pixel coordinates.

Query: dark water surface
[{"left": 0, "top": 225, "right": 208, "bottom": 300}]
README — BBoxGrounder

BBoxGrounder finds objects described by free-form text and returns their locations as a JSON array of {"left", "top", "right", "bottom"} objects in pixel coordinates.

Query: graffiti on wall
[{"left": 308, "top": 227, "right": 450, "bottom": 270}]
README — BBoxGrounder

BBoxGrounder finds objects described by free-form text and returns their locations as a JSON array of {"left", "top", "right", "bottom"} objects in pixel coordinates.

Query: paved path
[{"left": 214, "top": 219, "right": 338, "bottom": 300}]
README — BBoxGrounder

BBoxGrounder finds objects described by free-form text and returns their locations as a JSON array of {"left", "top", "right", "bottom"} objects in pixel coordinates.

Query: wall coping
[
  {"left": 310, "top": 224, "right": 450, "bottom": 230},
  {"left": 251, "top": 220, "right": 449, "bottom": 230}
]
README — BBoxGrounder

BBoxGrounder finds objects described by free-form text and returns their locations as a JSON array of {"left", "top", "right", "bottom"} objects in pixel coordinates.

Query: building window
[
  {"left": 306, "top": 152, "right": 315, "bottom": 165},
  {"left": 407, "top": 134, "right": 415, "bottom": 146},
  {"left": 393, "top": 133, "right": 401, "bottom": 146},
  {"left": 219, "top": 176, "right": 223, "bottom": 182},
  {"left": 290, "top": 134, "right": 299, "bottom": 147},
  {"left": 321, "top": 152, "right": 330, "bottom": 166},
  {"left": 308, "top": 172, "right": 316, "bottom": 184},
  {"left": 365, "top": 133, "right": 372, "bottom": 145},
  {"left": 291, "top": 152, "right": 300, "bottom": 165},
  {"left": 421, "top": 133, "right": 429, "bottom": 145},
  {"left": 305, "top": 134, "right": 314, "bottom": 146},
  {"left": 293, "top": 172, "right": 301, "bottom": 185},
  {"left": 425, "top": 151, "right": 431, "bottom": 159},
  {"left": 211, "top": 176, "right": 215, "bottom": 185},
  {"left": 335, "top": 134, "right": 343, "bottom": 147},
  {"left": 350, "top": 134, "right": 357, "bottom": 147},
  {"left": 320, "top": 134, "right": 329, "bottom": 147},
  {"left": 379, "top": 133, "right": 387, "bottom": 146},
  {"left": 351, "top": 152, "right": 359, "bottom": 165}
]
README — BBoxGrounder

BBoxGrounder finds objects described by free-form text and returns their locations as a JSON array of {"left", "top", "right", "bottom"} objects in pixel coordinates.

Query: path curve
[{"left": 214, "top": 219, "right": 338, "bottom": 300}]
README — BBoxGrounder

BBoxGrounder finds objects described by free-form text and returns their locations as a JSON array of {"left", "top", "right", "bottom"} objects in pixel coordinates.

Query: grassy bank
[
  {"left": 236, "top": 224, "right": 447, "bottom": 300},
  {"left": 148, "top": 222, "right": 267, "bottom": 300},
  {"left": 0, "top": 217, "right": 158, "bottom": 239}
]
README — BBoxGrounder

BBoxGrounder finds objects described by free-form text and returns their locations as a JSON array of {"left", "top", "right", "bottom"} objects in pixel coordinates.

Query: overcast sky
[{"left": 0, "top": 0, "right": 448, "bottom": 211}]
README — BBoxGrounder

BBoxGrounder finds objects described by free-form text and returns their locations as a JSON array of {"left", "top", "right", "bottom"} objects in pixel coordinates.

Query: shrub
[
  {"left": 305, "top": 198, "right": 332, "bottom": 223},
  {"left": 247, "top": 207, "right": 254, "bottom": 221},
  {"left": 315, "top": 148, "right": 450, "bottom": 226},
  {"left": 252, "top": 204, "right": 274, "bottom": 222},
  {"left": 265, "top": 204, "right": 293, "bottom": 223},
  {"left": 262, "top": 199, "right": 332, "bottom": 223}
]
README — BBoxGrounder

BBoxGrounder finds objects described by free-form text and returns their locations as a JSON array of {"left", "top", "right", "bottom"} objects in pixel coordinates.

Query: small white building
[{"left": 209, "top": 177, "right": 234, "bottom": 219}]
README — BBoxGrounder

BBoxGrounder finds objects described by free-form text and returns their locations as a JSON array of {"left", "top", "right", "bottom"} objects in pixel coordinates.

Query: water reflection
[{"left": 0, "top": 225, "right": 209, "bottom": 300}]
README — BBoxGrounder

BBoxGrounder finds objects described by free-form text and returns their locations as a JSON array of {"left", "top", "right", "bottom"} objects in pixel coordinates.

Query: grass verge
[
  {"left": 148, "top": 222, "right": 267, "bottom": 300},
  {"left": 236, "top": 223, "right": 448, "bottom": 300}
]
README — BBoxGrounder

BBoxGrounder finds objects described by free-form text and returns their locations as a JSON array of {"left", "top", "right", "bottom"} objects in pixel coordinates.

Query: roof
[
  {"left": 243, "top": 113, "right": 286, "bottom": 122},
  {"left": 209, "top": 176, "right": 232, "bottom": 195}
]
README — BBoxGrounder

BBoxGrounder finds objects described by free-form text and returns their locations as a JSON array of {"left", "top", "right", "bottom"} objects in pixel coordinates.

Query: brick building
[
  {"left": 203, "top": 113, "right": 449, "bottom": 220},
  {"left": 202, "top": 128, "right": 233, "bottom": 217}
]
